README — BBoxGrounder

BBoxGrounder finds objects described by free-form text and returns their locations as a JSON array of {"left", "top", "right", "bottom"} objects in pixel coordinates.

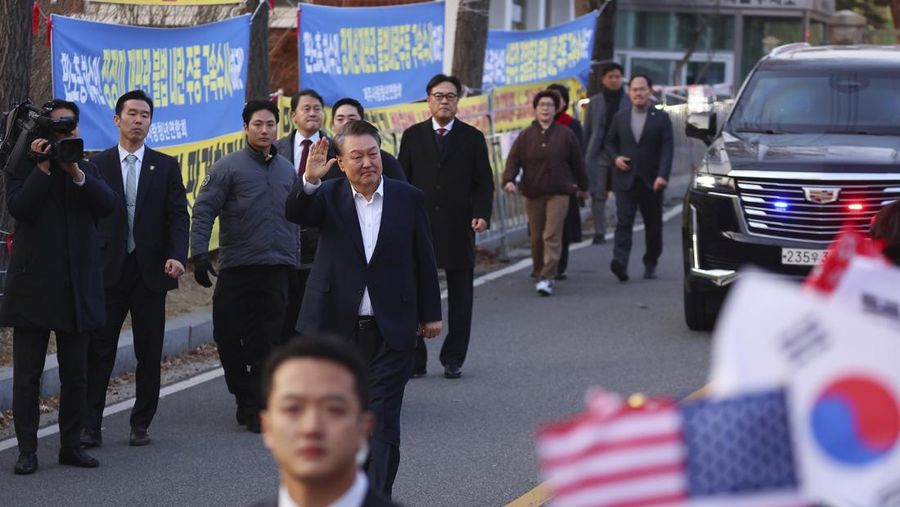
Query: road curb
[{"left": 0, "top": 307, "right": 213, "bottom": 411}]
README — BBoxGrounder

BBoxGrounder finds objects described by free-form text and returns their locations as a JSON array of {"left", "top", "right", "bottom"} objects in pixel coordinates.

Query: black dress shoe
[
  {"left": 610, "top": 260, "right": 629, "bottom": 282},
  {"left": 592, "top": 235, "right": 606, "bottom": 245},
  {"left": 129, "top": 428, "right": 151, "bottom": 447},
  {"left": 443, "top": 364, "right": 462, "bottom": 379},
  {"left": 411, "top": 365, "right": 426, "bottom": 378},
  {"left": 14, "top": 452, "right": 38, "bottom": 475},
  {"left": 643, "top": 264, "right": 657, "bottom": 279},
  {"left": 80, "top": 428, "right": 102, "bottom": 448},
  {"left": 555, "top": 272, "right": 568, "bottom": 280},
  {"left": 59, "top": 447, "right": 99, "bottom": 468}
]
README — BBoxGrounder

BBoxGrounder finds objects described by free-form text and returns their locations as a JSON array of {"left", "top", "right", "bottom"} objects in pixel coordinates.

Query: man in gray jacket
[
  {"left": 190, "top": 100, "right": 298, "bottom": 433},
  {"left": 583, "top": 63, "right": 630, "bottom": 244}
]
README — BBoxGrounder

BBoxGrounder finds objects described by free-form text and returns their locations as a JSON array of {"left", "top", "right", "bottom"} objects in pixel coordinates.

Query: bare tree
[
  {"left": 451, "top": 0, "right": 491, "bottom": 94},
  {"left": 891, "top": 0, "right": 900, "bottom": 42},
  {"left": 577, "top": 0, "right": 616, "bottom": 96},
  {"left": 246, "top": 0, "right": 270, "bottom": 100},
  {"left": 1, "top": 0, "right": 35, "bottom": 112}
]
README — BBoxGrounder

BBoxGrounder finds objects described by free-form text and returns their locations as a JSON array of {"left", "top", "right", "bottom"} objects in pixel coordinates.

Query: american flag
[{"left": 537, "top": 390, "right": 805, "bottom": 507}]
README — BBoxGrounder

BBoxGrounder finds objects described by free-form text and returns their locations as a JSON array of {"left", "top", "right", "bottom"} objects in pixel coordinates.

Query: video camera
[{"left": 0, "top": 100, "right": 84, "bottom": 174}]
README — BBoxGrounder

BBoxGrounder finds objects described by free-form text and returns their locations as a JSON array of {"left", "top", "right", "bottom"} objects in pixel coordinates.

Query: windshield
[{"left": 730, "top": 67, "right": 900, "bottom": 135}]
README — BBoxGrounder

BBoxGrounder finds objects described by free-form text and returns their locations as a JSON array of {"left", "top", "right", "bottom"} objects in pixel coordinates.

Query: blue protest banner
[
  {"left": 298, "top": 2, "right": 445, "bottom": 108},
  {"left": 482, "top": 12, "right": 597, "bottom": 90},
  {"left": 51, "top": 15, "right": 250, "bottom": 151}
]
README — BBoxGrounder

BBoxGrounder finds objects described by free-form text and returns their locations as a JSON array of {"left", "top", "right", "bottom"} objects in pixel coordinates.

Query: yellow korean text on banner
[{"left": 491, "top": 78, "right": 585, "bottom": 133}]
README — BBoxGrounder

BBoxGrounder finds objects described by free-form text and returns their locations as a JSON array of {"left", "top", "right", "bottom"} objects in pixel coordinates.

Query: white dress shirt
[
  {"left": 302, "top": 176, "right": 384, "bottom": 317},
  {"left": 117, "top": 143, "right": 146, "bottom": 193},
  {"left": 277, "top": 471, "right": 368, "bottom": 507},
  {"left": 294, "top": 131, "right": 321, "bottom": 173},
  {"left": 431, "top": 117, "right": 455, "bottom": 134}
]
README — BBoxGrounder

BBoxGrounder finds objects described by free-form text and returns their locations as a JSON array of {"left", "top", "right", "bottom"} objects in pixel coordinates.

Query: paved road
[{"left": 0, "top": 215, "right": 712, "bottom": 506}]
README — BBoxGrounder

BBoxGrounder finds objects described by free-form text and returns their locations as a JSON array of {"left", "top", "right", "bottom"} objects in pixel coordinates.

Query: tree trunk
[
  {"left": 891, "top": 0, "right": 900, "bottom": 43},
  {"left": 451, "top": 0, "right": 490, "bottom": 94},
  {"left": 1, "top": 0, "right": 34, "bottom": 113},
  {"left": 578, "top": 0, "right": 617, "bottom": 96},
  {"left": 247, "top": 0, "right": 270, "bottom": 100}
]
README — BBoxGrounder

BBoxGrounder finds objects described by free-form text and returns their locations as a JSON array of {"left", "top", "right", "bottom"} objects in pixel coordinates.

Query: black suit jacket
[
  {"left": 285, "top": 178, "right": 441, "bottom": 351},
  {"left": 398, "top": 118, "right": 494, "bottom": 270},
  {"left": 1, "top": 158, "right": 116, "bottom": 333},
  {"left": 604, "top": 108, "right": 674, "bottom": 192},
  {"left": 251, "top": 486, "right": 400, "bottom": 507},
  {"left": 92, "top": 146, "right": 190, "bottom": 293}
]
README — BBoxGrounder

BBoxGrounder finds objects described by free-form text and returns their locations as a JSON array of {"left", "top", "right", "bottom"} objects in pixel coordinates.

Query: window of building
[
  {"left": 687, "top": 61, "right": 727, "bottom": 85},
  {"left": 616, "top": 11, "right": 734, "bottom": 51},
  {"left": 512, "top": 0, "right": 526, "bottom": 30},
  {"left": 631, "top": 58, "right": 674, "bottom": 86}
]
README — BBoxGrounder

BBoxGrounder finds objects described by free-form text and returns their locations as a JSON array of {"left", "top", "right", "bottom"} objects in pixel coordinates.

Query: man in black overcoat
[
  {"left": 398, "top": 74, "right": 494, "bottom": 379},
  {"left": 2, "top": 100, "right": 116, "bottom": 474}
]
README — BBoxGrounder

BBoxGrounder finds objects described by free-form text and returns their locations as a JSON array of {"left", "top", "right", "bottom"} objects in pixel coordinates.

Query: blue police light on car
[{"left": 773, "top": 201, "right": 789, "bottom": 210}]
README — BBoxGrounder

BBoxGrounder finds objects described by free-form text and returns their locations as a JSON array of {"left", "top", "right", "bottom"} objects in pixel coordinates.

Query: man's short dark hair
[
  {"left": 532, "top": 89, "right": 561, "bottom": 110},
  {"left": 242, "top": 100, "right": 279, "bottom": 125},
  {"left": 262, "top": 335, "right": 369, "bottom": 411},
  {"left": 629, "top": 74, "right": 654, "bottom": 90},
  {"left": 115, "top": 90, "right": 154, "bottom": 117},
  {"left": 332, "top": 97, "right": 365, "bottom": 120},
  {"left": 43, "top": 99, "right": 79, "bottom": 122},
  {"left": 546, "top": 84, "right": 570, "bottom": 107},
  {"left": 332, "top": 120, "right": 381, "bottom": 156},
  {"left": 426, "top": 74, "right": 462, "bottom": 95},
  {"left": 291, "top": 89, "right": 325, "bottom": 111},
  {"left": 600, "top": 62, "right": 624, "bottom": 77}
]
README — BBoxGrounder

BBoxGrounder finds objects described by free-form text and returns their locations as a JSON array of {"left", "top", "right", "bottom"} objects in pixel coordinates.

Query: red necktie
[
  {"left": 298, "top": 139, "right": 312, "bottom": 175},
  {"left": 437, "top": 128, "right": 447, "bottom": 137}
]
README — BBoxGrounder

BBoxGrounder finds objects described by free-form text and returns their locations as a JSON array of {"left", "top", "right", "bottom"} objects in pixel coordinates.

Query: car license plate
[{"left": 781, "top": 248, "right": 829, "bottom": 266}]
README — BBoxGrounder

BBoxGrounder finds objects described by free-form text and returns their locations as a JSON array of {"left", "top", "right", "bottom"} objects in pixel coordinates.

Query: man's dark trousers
[
  {"left": 213, "top": 265, "right": 289, "bottom": 415},
  {"left": 14, "top": 328, "right": 88, "bottom": 452},
  {"left": 613, "top": 180, "right": 663, "bottom": 270},
  {"left": 354, "top": 320, "right": 415, "bottom": 498},
  {"left": 415, "top": 268, "right": 472, "bottom": 369},
  {"left": 281, "top": 268, "right": 310, "bottom": 342},
  {"left": 85, "top": 253, "right": 166, "bottom": 432}
]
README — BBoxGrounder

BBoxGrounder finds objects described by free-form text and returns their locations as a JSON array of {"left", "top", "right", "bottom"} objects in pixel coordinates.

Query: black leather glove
[{"left": 192, "top": 254, "right": 218, "bottom": 288}]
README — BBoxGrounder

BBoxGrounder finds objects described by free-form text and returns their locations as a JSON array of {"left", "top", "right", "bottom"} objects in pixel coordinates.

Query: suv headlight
[{"left": 692, "top": 173, "right": 735, "bottom": 191}]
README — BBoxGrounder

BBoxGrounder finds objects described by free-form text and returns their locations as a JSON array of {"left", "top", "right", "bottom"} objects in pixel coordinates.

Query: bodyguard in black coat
[
  {"left": 82, "top": 91, "right": 190, "bottom": 447},
  {"left": 285, "top": 121, "right": 441, "bottom": 498},
  {"left": 398, "top": 74, "right": 494, "bottom": 379},
  {"left": 2, "top": 100, "right": 116, "bottom": 474},
  {"left": 604, "top": 75, "right": 674, "bottom": 282}
]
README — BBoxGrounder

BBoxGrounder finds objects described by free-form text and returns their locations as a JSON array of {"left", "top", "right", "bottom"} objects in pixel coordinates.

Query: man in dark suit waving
[
  {"left": 285, "top": 120, "right": 442, "bottom": 498},
  {"left": 399, "top": 74, "right": 494, "bottom": 379},
  {"left": 82, "top": 90, "right": 190, "bottom": 447},
  {"left": 605, "top": 74, "right": 674, "bottom": 282}
]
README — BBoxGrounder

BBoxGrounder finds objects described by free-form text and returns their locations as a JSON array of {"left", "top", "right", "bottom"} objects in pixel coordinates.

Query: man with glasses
[{"left": 399, "top": 74, "right": 494, "bottom": 380}]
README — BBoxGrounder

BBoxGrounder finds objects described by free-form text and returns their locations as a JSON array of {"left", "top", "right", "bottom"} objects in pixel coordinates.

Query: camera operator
[{"left": 1, "top": 100, "right": 116, "bottom": 475}]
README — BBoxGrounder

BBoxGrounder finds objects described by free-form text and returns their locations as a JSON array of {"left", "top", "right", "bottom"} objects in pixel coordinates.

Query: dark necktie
[
  {"left": 437, "top": 128, "right": 447, "bottom": 137},
  {"left": 298, "top": 139, "right": 312, "bottom": 175}
]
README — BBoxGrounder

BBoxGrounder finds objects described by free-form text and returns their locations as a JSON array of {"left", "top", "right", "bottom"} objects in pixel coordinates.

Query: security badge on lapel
[{"left": 201, "top": 172, "right": 211, "bottom": 187}]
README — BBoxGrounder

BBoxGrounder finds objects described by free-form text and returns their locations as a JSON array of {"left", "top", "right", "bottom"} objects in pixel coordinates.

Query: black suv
[{"left": 682, "top": 44, "right": 900, "bottom": 330}]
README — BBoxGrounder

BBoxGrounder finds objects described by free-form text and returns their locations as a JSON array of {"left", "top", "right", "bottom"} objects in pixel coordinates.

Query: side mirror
[{"left": 685, "top": 112, "right": 717, "bottom": 146}]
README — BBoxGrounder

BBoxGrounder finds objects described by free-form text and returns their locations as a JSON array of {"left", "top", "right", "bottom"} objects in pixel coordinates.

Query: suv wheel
[{"left": 683, "top": 278, "right": 720, "bottom": 331}]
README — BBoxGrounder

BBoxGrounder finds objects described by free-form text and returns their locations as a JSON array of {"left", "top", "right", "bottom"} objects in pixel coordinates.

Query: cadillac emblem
[{"left": 803, "top": 187, "right": 841, "bottom": 204}]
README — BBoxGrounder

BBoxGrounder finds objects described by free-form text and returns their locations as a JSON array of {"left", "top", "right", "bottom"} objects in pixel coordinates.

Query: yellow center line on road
[{"left": 505, "top": 384, "right": 711, "bottom": 507}]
